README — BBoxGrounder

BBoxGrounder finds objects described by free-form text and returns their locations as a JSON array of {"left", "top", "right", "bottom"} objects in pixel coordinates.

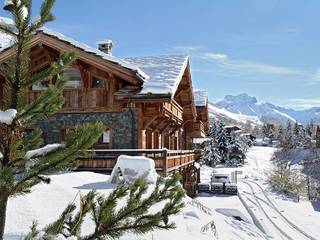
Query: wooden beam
[{"left": 143, "top": 115, "right": 159, "bottom": 129}]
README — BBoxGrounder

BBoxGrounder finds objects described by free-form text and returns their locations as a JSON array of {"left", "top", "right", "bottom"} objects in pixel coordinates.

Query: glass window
[
  {"left": 91, "top": 76, "right": 106, "bottom": 88},
  {"left": 31, "top": 66, "right": 50, "bottom": 90},
  {"left": 64, "top": 68, "right": 82, "bottom": 89},
  {"left": 31, "top": 81, "right": 49, "bottom": 90},
  {"left": 102, "top": 130, "right": 110, "bottom": 143}
]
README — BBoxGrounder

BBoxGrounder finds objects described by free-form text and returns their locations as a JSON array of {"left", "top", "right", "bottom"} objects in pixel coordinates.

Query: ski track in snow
[
  {"left": 240, "top": 180, "right": 316, "bottom": 240},
  {"left": 246, "top": 180, "right": 318, "bottom": 240},
  {"left": 236, "top": 146, "right": 318, "bottom": 240}
]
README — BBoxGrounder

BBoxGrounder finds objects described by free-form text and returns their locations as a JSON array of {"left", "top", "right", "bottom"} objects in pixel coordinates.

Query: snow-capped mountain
[
  {"left": 210, "top": 93, "right": 320, "bottom": 125},
  {"left": 208, "top": 102, "right": 263, "bottom": 125}
]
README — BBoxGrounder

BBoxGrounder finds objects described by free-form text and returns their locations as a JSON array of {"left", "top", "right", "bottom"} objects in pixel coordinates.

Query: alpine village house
[{"left": 0, "top": 17, "right": 209, "bottom": 194}]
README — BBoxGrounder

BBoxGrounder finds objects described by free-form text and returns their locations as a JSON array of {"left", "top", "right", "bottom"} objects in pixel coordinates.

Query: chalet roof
[
  {"left": 0, "top": 17, "right": 192, "bottom": 97},
  {"left": 124, "top": 55, "right": 189, "bottom": 95},
  {"left": 0, "top": 17, "right": 148, "bottom": 81},
  {"left": 193, "top": 90, "right": 208, "bottom": 107}
]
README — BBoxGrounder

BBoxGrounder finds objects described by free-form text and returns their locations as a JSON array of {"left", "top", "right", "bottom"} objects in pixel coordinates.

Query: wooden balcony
[
  {"left": 162, "top": 100, "right": 183, "bottom": 123},
  {"left": 79, "top": 149, "right": 195, "bottom": 176},
  {"left": 28, "top": 88, "right": 108, "bottom": 112},
  {"left": 186, "top": 120, "right": 206, "bottom": 138}
]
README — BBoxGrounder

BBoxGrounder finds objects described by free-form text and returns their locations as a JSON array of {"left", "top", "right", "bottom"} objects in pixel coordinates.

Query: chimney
[
  {"left": 98, "top": 40, "right": 113, "bottom": 55},
  {"left": 3, "top": 0, "right": 13, "bottom": 11}
]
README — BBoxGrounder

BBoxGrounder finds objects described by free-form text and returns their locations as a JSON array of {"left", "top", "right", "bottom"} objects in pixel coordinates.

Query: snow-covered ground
[
  {"left": 5, "top": 146, "right": 320, "bottom": 240},
  {"left": 5, "top": 172, "right": 215, "bottom": 240},
  {"left": 201, "top": 146, "right": 320, "bottom": 240}
]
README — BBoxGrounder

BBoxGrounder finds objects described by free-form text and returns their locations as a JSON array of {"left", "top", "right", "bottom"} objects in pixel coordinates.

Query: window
[
  {"left": 102, "top": 130, "right": 110, "bottom": 144},
  {"left": 31, "top": 66, "right": 51, "bottom": 90},
  {"left": 31, "top": 81, "right": 49, "bottom": 90},
  {"left": 64, "top": 68, "right": 82, "bottom": 89},
  {"left": 60, "top": 128, "right": 76, "bottom": 143},
  {"left": 94, "top": 128, "right": 112, "bottom": 148},
  {"left": 91, "top": 75, "right": 106, "bottom": 88}
]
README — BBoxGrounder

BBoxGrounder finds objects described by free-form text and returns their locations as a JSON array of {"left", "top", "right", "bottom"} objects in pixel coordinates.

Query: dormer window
[
  {"left": 91, "top": 75, "right": 106, "bottom": 88},
  {"left": 64, "top": 67, "right": 82, "bottom": 89}
]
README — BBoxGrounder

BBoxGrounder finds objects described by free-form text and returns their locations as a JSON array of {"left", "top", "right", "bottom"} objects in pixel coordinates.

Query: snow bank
[
  {"left": 108, "top": 155, "right": 158, "bottom": 184},
  {"left": 25, "top": 144, "right": 65, "bottom": 159},
  {"left": 5, "top": 172, "right": 216, "bottom": 240},
  {"left": 0, "top": 109, "right": 17, "bottom": 125}
]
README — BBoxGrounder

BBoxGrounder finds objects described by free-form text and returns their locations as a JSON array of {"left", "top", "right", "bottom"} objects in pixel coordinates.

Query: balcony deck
[
  {"left": 28, "top": 88, "right": 108, "bottom": 112},
  {"left": 79, "top": 149, "right": 195, "bottom": 176}
]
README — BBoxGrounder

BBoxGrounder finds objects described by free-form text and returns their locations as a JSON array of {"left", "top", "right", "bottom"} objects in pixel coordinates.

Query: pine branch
[{"left": 26, "top": 175, "right": 185, "bottom": 240}]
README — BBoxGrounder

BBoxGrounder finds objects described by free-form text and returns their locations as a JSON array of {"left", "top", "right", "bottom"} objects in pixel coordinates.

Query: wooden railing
[
  {"left": 163, "top": 100, "right": 183, "bottom": 122},
  {"left": 79, "top": 149, "right": 195, "bottom": 176},
  {"left": 193, "top": 120, "right": 205, "bottom": 133},
  {"left": 28, "top": 88, "right": 108, "bottom": 111}
]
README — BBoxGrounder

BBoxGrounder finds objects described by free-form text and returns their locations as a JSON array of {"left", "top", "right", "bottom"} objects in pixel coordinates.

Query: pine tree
[
  {"left": 227, "top": 134, "right": 246, "bottom": 166},
  {"left": 203, "top": 139, "right": 221, "bottom": 167},
  {"left": 25, "top": 174, "right": 185, "bottom": 240},
  {"left": 216, "top": 123, "right": 229, "bottom": 163},
  {"left": 0, "top": 1, "right": 105, "bottom": 238}
]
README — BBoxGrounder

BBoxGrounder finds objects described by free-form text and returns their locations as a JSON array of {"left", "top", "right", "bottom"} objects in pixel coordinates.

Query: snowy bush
[{"left": 268, "top": 149, "right": 306, "bottom": 199}]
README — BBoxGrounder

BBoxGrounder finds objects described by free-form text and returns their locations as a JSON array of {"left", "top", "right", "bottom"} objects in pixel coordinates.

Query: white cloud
[
  {"left": 173, "top": 45, "right": 203, "bottom": 53},
  {"left": 221, "top": 59, "right": 304, "bottom": 75},
  {"left": 201, "top": 53, "right": 229, "bottom": 61},
  {"left": 200, "top": 51, "right": 304, "bottom": 76},
  {"left": 282, "top": 98, "right": 320, "bottom": 109}
]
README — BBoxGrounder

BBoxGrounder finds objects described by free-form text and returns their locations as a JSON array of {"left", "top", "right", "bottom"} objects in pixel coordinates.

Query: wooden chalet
[{"left": 0, "top": 17, "right": 209, "bottom": 181}]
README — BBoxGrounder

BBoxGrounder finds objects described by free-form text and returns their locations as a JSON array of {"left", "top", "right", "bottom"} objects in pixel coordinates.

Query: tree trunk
[{"left": 0, "top": 194, "right": 8, "bottom": 240}]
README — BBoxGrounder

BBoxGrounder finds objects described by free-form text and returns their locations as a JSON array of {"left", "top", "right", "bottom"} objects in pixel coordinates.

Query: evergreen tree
[
  {"left": 203, "top": 139, "right": 220, "bottom": 167},
  {"left": 226, "top": 134, "right": 246, "bottom": 166},
  {"left": 25, "top": 174, "right": 185, "bottom": 240},
  {"left": 262, "top": 124, "right": 269, "bottom": 140},
  {"left": 202, "top": 122, "right": 221, "bottom": 166},
  {"left": 0, "top": 1, "right": 106, "bottom": 238},
  {"left": 216, "top": 123, "right": 229, "bottom": 163},
  {"left": 305, "top": 120, "right": 315, "bottom": 139}
]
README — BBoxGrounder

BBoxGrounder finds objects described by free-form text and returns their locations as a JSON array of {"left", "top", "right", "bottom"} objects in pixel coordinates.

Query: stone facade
[{"left": 37, "top": 109, "right": 138, "bottom": 149}]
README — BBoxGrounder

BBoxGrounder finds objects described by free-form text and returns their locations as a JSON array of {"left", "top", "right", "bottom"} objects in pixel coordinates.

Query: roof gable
[
  {"left": 0, "top": 17, "right": 148, "bottom": 82},
  {"left": 194, "top": 90, "right": 208, "bottom": 107},
  {"left": 124, "top": 55, "right": 189, "bottom": 95}
]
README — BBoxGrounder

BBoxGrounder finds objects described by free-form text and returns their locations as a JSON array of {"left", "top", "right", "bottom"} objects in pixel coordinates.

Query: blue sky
[{"left": 1, "top": 0, "right": 320, "bottom": 109}]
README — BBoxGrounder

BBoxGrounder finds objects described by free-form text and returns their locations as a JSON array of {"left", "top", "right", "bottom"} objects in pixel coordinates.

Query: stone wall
[{"left": 37, "top": 109, "right": 138, "bottom": 149}]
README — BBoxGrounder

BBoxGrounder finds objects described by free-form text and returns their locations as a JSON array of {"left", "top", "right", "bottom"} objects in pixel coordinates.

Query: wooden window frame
[
  {"left": 90, "top": 74, "right": 108, "bottom": 90},
  {"left": 94, "top": 126, "right": 112, "bottom": 149}
]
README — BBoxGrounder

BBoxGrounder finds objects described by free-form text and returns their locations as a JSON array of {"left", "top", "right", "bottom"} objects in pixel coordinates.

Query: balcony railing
[
  {"left": 79, "top": 149, "right": 195, "bottom": 176},
  {"left": 28, "top": 88, "right": 108, "bottom": 111},
  {"left": 162, "top": 100, "right": 183, "bottom": 122},
  {"left": 193, "top": 120, "right": 205, "bottom": 133}
]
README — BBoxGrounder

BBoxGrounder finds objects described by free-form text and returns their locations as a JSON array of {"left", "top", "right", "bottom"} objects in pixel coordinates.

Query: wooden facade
[{"left": 0, "top": 31, "right": 209, "bottom": 177}]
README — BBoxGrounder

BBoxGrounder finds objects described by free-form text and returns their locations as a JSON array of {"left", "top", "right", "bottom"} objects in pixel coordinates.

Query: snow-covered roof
[
  {"left": 193, "top": 90, "right": 208, "bottom": 107},
  {"left": 124, "top": 55, "right": 189, "bottom": 95},
  {"left": 0, "top": 17, "right": 193, "bottom": 96},
  {"left": 0, "top": 17, "right": 148, "bottom": 81}
]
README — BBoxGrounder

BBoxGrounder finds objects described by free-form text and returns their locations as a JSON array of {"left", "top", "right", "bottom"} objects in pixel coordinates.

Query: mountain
[
  {"left": 210, "top": 93, "right": 320, "bottom": 125},
  {"left": 208, "top": 102, "right": 263, "bottom": 125}
]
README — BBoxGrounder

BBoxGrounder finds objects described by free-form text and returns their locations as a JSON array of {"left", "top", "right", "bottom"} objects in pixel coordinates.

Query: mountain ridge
[{"left": 209, "top": 93, "right": 320, "bottom": 125}]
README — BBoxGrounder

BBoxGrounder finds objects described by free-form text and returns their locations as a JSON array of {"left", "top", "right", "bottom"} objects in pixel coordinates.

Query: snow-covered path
[
  {"left": 201, "top": 146, "right": 320, "bottom": 240},
  {"left": 236, "top": 147, "right": 319, "bottom": 240},
  {"left": 240, "top": 180, "right": 316, "bottom": 240}
]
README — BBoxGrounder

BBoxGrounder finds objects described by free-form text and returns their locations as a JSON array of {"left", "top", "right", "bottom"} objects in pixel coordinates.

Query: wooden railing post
[{"left": 163, "top": 149, "right": 168, "bottom": 177}]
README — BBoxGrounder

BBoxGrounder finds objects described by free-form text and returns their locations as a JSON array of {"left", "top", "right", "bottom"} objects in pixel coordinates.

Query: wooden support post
[{"left": 163, "top": 149, "right": 168, "bottom": 177}]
